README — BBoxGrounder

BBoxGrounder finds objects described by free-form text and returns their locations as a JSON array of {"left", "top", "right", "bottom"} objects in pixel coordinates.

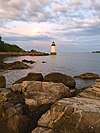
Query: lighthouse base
[{"left": 50, "top": 52, "right": 57, "bottom": 55}]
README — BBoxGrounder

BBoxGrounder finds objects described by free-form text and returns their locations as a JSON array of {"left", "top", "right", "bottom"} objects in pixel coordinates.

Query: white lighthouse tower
[{"left": 50, "top": 41, "right": 57, "bottom": 55}]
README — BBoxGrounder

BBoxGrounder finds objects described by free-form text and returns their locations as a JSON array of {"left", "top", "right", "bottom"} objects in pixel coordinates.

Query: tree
[{"left": 0, "top": 36, "right": 2, "bottom": 42}]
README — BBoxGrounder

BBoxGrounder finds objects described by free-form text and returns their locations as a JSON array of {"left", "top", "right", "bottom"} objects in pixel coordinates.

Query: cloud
[
  {"left": 0, "top": 0, "right": 100, "bottom": 52},
  {"left": 0, "top": 0, "right": 100, "bottom": 28},
  {"left": 0, "top": 0, "right": 99, "bottom": 23},
  {"left": 0, "top": 0, "right": 53, "bottom": 22},
  {"left": 4, "top": 34, "right": 53, "bottom": 42}
]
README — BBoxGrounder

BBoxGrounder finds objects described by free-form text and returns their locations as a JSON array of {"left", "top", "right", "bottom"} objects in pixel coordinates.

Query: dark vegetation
[
  {"left": 0, "top": 36, "right": 49, "bottom": 56},
  {"left": 0, "top": 36, "right": 24, "bottom": 52}
]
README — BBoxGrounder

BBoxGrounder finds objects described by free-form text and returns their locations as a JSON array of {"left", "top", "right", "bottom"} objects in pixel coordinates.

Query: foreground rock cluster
[
  {"left": 33, "top": 98, "right": 100, "bottom": 133},
  {"left": 0, "top": 81, "right": 71, "bottom": 133},
  {"left": 0, "top": 72, "right": 100, "bottom": 133}
]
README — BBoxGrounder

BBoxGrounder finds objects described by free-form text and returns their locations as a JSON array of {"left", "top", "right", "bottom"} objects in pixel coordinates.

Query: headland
[{"left": 0, "top": 36, "right": 49, "bottom": 56}]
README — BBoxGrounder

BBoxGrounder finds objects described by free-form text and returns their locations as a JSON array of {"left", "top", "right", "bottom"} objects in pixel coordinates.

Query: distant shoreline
[
  {"left": 0, "top": 52, "right": 49, "bottom": 56},
  {"left": 92, "top": 51, "right": 100, "bottom": 53}
]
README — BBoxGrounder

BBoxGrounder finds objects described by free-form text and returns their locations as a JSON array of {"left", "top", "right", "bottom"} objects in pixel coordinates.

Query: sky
[{"left": 0, "top": 0, "right": 100, "bottom": 52}]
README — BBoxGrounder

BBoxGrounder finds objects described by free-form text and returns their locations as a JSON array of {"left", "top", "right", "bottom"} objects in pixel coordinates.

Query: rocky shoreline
[
  {"left": 0, "top": 71, "right": 100, "bottom": 133},
  {"left": 0, "top": 52, "right": 49, "bottom": 56}
]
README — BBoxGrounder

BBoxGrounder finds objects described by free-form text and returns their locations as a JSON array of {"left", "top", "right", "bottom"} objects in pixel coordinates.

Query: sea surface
[{"left": 0, "top": 52, "right": 100, "bottom": 89}]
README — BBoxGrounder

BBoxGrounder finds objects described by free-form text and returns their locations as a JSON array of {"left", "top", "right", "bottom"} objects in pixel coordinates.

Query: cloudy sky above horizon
[{"left": 0, "top": 0, "right": 100, "bottom": 52}]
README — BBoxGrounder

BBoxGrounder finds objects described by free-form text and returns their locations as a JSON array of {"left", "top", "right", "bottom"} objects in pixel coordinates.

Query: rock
[
  {"left": 79, "top": 72, "right": 99, "bottom": 79},
  {"left": 44, "top": 72, "right": 76, "bottom": 88},
  {"left": 2, "top": 81, "right": 71, "bottom": 133},
  {"left": 25, "top": 98, "right": 38, "bottom": 112},
  {"left": 0, "top": 88, "right": 11, "bottom": 105},
  {"left": 0, "top": 91, "right": 31, "bottom": 133},
  {"left": 42, "top": 61, "right": 46, "bottom": 63},
  {"left": 12, "top": 81, "right": 71, "bottom": 102},
  {"left": 0, "top": 52, "right": 49, "bottom": 56},
  {"left": 69, "top": 88, "right": 77, "bottom": 97},
  {"left": 0, "top": 61, "right": 29, "bottom": 70},
  {"left": 8, "top": 92, "right": 25, "bottom": 105},
  {"left": 34, "top": 97, "right": 100, "bottom": 133},
  {"left": 22, "top": 59, "right": 36, "bottom": 64},
  {"left": 8, "top": 61, "right": 29, "bottom": 70},
  {"left": 11, "top": 81, "right": 71, "bottom": 132},
  {"left": 0, "top": 75, "right": 6, "bottom": 88},
  {"left": 78, "top": 79, "right": 100, "bottom": 100},
  {"left": 0, "top": 60, "right": 3, "bottom": 63},
  {"left": 0, "top": 62, "right": 5, "bottom": 69},
  {"left": 14, "top": 73, "right": 43, "bottom": 84},
  {"left": 1, "top": 106, "right": 29, "bottom": 133},
  {"left": 32, "top": 127, "right": 53, "bottom": 133}
]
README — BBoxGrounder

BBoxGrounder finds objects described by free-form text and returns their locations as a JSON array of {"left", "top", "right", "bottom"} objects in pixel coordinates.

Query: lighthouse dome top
[{"left": 51, "top": 41, "right": 56, "bottom": 46}]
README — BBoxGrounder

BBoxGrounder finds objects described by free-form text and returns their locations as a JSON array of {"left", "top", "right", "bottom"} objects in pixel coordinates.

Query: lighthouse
[{"left": 50, "top": 41, "right": 57, "bottom": 55}]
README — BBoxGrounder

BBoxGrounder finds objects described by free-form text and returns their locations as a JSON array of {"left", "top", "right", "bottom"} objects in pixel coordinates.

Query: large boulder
[
  {"left": 0, "top": 61, "right": 29, "bottom": 70},
  {"left": 78, "top": 79, "right": 100, "bottom": 100},
  {"left": 32, "top": 97, "right": 100, "bottom": 133},
  {"left": 79, "top": 72, "right": 99, "bottom": 79},
  {"left": 0, "top": 75, "right": 6, "bottom": 88},
  {"left": 43, "top": 72, "right": 76, "bottom": 88},
  {"left": 14, "top": 73, "right": 43, "bottom": 84},
  {"left": 11, "top": 81, "right": 71, "bottom": 103}
]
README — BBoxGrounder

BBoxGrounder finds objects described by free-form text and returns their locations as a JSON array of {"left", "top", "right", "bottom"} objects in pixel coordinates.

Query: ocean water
[{"left": 0, "top": 52, "right": 100, "bottom": 88}]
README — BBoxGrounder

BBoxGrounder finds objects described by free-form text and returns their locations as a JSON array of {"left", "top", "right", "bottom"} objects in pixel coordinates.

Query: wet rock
[
  {"left": 44, "top": 72, "right": 76, "bottom": 88},
  {"left": 0, "top": 75, "right": 6, "bottom": 88},
  {"left": 14, "top": 73, "right": 43, "bottom": 84},
  {"left": 78, "top": 79, "right": 100, "bottom": 100},
  {"left": 22, "top": 59, "right": 36, "bottom": 64},
  {"left": 79, "top": 72, "right": 99, "bottom": 79},
  {"left": 9, "top": 61, "right": 29, "bottom": 70},
  {"left": 33, "top": 97, "right": 100, "bottom": 133},
  {"left": 0, "top": 61, "right": 29, "bottom": 70}
]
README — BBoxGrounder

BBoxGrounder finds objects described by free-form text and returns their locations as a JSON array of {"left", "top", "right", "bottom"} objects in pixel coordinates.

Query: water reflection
[{"left": 0, "top": 52, "right": 100, "bottom": 88}]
